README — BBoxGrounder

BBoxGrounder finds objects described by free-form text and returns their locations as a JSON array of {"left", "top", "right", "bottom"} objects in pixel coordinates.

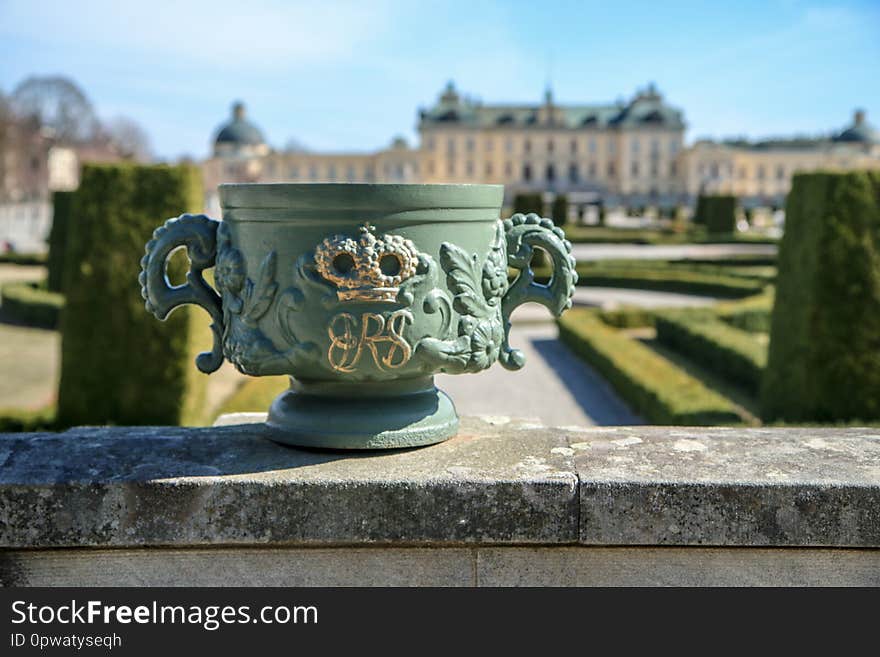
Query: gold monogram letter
[{"left": 327, "top": 310, "right": 413, "bottom": 372}]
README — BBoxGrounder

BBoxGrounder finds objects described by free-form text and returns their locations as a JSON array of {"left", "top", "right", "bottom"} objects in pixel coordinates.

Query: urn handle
[
  {"left": 499, "top": 213, "right": 577, "bottom": 370},
  {"left": 139, "top": 213, "right": 225, "bottom": 373}
]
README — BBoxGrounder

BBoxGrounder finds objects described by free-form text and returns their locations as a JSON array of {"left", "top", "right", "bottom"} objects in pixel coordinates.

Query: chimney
[
  {"left": 233, "top": 102, "right": 246, "bottom": 121},
  {"left": 854, "top": 109, "right": 865, "bottom": 125}
]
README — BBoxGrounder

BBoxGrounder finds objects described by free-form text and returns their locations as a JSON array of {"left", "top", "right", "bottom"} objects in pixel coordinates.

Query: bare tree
[
  {"left": 10, "top": 75, "right": 99, "bottom": 142},
  {"left": 103, "top": 116, "right": 153, "bottom": 162}
]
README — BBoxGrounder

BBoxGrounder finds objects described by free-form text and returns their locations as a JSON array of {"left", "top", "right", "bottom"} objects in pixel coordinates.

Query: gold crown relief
[{"left": 315, "top": 223, "right": 419, "bottom": 302}]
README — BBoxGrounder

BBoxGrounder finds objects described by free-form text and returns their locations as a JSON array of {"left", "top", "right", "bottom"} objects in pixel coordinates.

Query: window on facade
[
  {"left": 427, "top": 160, "right": 435, "bottom": 175},
  {"left": 485, "top": 138, "right": 493, "bottom": 152},
  {"left": 365, "top": 166, "right": 374, "bottom": 181},
  {"left": 607, "top": 162, "right": 615, "bottom": 177},
  {"left": 396, "top": 164, "right": 404, "bottom": 179},
  {"left": 289, "top": 165, "right": 299, "bottom": 179},
  {"left": 547, "top": 139, "right": 554, "bottom": 154},
  {"left": 505, "top": 138, "right": 513, "bottom": 153},
  {"left": 757, "top": 166, "right": 766, "bottom": 180},
  {"left": 588, "top": 162, "right": 596, "bottom": 178},
  {"left": 309, "top": 166, "right": 318, "bottom": 180},
  {"left": 738, "top": 167, "right": 747, "bottom": 179},
  {"left": 466, "top": 161, "right": 474, "bottom": 176},
  {"left": 485, "top": 162, "right": 493, "bottom": 177},
  {"left": 669, "top": 162, "right": 677, "bottom": 177},
  {"left": 608, "top": 140, "right": 616, "bottom": 154},
  {"left": 546, "top": 164, "right": 555, "bottom": 182},
  {"left": 776, "top": 165, "right": 785, "bottom": 180},
  {"left": 346, "top": 166, "right": 356, "bottom": 181},
  {"left": 466, "top": 138, "right": 475, "bottom": 153},
  {"left": 570, "top": 139, "right": 577, "bottom": 154},
  {"left": 447, "top": 161, "right": 455, "bottom": 176},
  {"left": 710, "top": 163, "right": 719, "bottom": 179},
  {"left": 505, "top": 161, "right": 513, "bottom": 177},
  {"left": 631, "top": 138, "right": 640, "bottom": 154},
  {"left": 427, "top": 137, "right": 435, "bottom": 151},
  {"left": 650, "top": 163, "right": 659, "bottom": 177},
  {"left": 523, "top": 164, "right": 532, "bottom": 182},
  {"left": 447, "top": 138, "right": 455, "bottom": 155},
  {"left": 328, "top": 165, "right": 337, "bottom": 181},
  {"left": 589, "top": 139, "right": 597, "bottom": 154},
  {"left": 631, "top": 162, "right": 639, "bottom": 177},
  {"left": 669, "top": 139, "right": 678, "bottom": 154},
  {"left": 651, "top": 138, "right": 660, "bottom": 155},
  {"left": 568, "top": 164, "right": 578, "bottom": 183},
  {"left": 524, "top": 139, "right": 531, "bottom": 154}
]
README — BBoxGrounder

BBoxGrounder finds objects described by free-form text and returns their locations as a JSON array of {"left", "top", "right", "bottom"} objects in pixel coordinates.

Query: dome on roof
[
  {"left": 214, "top": 102, "right": 265, "bottom": 149},
  {"left": 834, "top": 110, "right": 879, "bottom": 144}
]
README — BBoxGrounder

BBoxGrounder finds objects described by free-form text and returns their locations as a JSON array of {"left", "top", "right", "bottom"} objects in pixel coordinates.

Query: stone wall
[{"left": 1, "top": 416, "right": 878, "bottom": 586}]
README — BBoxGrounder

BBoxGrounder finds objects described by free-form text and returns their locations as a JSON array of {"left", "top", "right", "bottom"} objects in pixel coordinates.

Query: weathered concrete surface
[
  {"left": 1, "top": 419, "right": 879, "bottom": 551},
  {"left": 564, "top": 425, "right": 880, "bottom": 546},
  {"left": 2, "top": 546, "right": 878, "bottom": 587},
  {"left": 475, "top": 546, "right": 880, "bottom": 587},
  {"left": 0, "top": 416, "right": 578, "bottom": 548}
]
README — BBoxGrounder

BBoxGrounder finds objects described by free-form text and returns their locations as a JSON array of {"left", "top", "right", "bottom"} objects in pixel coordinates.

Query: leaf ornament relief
[
  {"left": 214, "top": 222, "right": 316, "bottom": 375},
  {"left": 415, "top": 222, "right": 508, "bottom": 374}
]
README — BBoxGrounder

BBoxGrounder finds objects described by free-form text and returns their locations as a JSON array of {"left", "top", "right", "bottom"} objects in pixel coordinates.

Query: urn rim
[{"left": 218, "top": 182, "right": 504, "bottom": 211}]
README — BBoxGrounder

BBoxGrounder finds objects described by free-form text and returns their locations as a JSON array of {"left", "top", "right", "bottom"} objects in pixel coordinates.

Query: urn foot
[{"left": 265, "top": 376, "right": 459, "bottom": 449}]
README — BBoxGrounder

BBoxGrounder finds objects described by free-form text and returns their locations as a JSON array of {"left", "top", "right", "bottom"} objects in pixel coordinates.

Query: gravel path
[{"left": 436, "top": 320, "right": 642, "bottom": 427}]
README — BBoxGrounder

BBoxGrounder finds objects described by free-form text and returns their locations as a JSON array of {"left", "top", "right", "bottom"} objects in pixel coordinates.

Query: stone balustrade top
[{"left": 1, "top": 415, "right": 879, "bottom": 549}]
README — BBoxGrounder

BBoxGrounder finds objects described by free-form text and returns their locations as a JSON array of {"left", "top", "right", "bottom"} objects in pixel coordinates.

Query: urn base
[{"left": 265, "top": 376, "right": 459, "bottom": 450}]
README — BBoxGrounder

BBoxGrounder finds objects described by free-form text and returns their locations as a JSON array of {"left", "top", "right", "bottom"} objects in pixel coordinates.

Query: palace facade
[{"left": 202, "top": 85, "right": 880, "bottom": 212}]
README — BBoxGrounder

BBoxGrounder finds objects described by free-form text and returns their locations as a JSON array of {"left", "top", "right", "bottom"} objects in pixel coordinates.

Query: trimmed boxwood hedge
[
  {"left": 551, "top": 194, "right": 569, "bottom": 224},
  {"left": 562, "top": 264, "right": 766, "bottom": 298},
  {"left": 0, "top": 405, "right": 56, "bottom": 432},
  {"left": 0, "top": 280, "right": 64, "bottom": 328},
  {"left": 48, "top": 191, "right": 74, "bottom": 292},
  {"left": 0, "top": 252, "right": 46, "bottom": 265},
  {"left": 558, "top": 309, "right": 743, "bottom": 425},
  {"left": 695, "top": 194, "right": 737, "bottom": 234},
  {"left": 56, "top": 163, "right": 207, "bottom": 428},
  {"left": 762, "top": 171, "right": 880, "bottom": 422},
  {"left": 715, "top": 289, "right": 774, "bottom": 333},
  {"left": 655, "top": 311, "right": 767, "bottom": 395},
  {"left": 512, "top": 192, "right": 543, "bottom": 216}
]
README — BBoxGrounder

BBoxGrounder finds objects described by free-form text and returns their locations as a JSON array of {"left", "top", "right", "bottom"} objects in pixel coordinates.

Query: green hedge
[
  {"left": 512, "top": 193, "right": 543, "bottom": 216},
  {"left": 57, "top": 163, "right": 207, "bottom": 428},
  {"left": 558, "top": 309, "right": 743, "bottom": 425},
  {"left": 0, "top": 405, "right": 56, "bottom": 432},
  {"left": 596, "top": 306, "right": 656, "bottom": 329},
  {"left": 563, "top": 264, "right": 766, "bottom": 298},
  {"left": 655, "top": 311, "right": 767, "bottom": 395},
  {"left": 0, "top": 280, "right": 64, "bottom": 328},
  {"left": 715, "top": 289, "right": 774, "bottom": 333},
  {"left": 47, "top": 191, "right": 74, "bottom": 292},
  {"left": 551, "top": 194, "right": 569, "bottom": 224},
  {"left": 762, "top": 171, "right": 880, "bottom": 422},
  {"left": 0, "top": 252, "right": 46, "bottom": 265},
  {"left": 696, "top": 195, "right": 737, "bottom": 234}
]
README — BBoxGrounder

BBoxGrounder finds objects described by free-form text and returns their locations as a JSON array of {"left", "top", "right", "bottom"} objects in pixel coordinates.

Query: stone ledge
[
  {"left": 1, "top": 416, "right": 879, "bottom": 549},
  {"left": 3, "top": 546, "right": 879, "bottom": 587}
]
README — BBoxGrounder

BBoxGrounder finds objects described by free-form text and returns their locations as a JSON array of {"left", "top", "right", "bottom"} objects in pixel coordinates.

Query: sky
[{"left": 1, "top": 0, "right": 878, "bottom": 160}]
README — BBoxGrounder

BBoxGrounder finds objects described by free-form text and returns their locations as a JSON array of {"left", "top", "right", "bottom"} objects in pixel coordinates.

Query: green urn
[{"left": 140, "top": 183, "right": 576, "bottom": 449}]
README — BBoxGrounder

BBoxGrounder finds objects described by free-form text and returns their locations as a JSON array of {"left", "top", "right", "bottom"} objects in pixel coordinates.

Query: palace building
[
  {"left": 201, "top": 84, "right": 880, "bottom": 212},
  {"left": 684, "top": 110, "right": 880, "bottom": 207}
]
